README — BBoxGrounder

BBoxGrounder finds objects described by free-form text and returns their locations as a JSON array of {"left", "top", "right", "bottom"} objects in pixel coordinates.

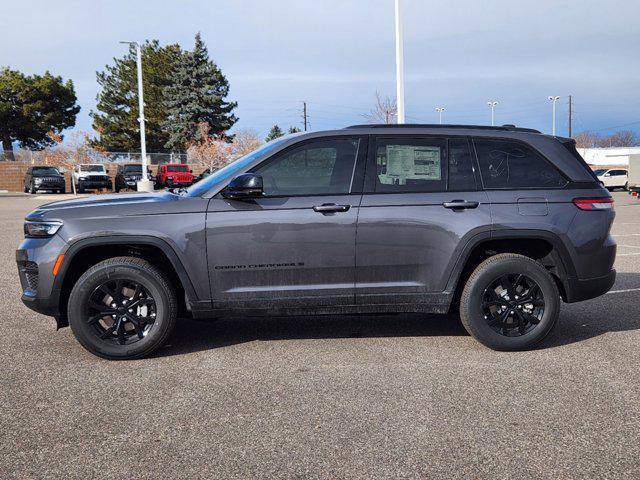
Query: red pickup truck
[{"left": 155, "top": 164, "right": 194, "bottom": 189}]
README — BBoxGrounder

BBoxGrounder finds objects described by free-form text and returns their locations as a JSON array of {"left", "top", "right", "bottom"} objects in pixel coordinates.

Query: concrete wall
[{"left": 0, "top": 162, "right": 210, "bottom": 193}]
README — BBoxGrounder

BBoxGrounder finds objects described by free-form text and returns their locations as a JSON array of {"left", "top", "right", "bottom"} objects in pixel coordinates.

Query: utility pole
[
  {"left": 568, "top": 95, "right": 573, "bottom": 138},
  {"left": 548, "top": 96, "right": 560, "bottom": 136},
  {"left": 487, "top": 101, "right": 499, "bottom": 126},
  {"left": 394, "top": 0, "right": 405, "bottom": 124},
  {"left": 302, "top": 102, "right": 308, "bottom": 131},
  {"left": 120, "top": 40, "right": 153, "bottom": 192}
]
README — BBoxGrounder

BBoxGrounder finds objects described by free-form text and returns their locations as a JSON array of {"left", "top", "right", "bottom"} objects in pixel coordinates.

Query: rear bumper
[{"left": 565, "top": 269, "right": 616, "bottom": 303}]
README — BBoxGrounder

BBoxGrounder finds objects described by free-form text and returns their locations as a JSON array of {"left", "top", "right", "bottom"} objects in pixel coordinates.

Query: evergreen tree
[
  {"left": 288, "top": 126, "right": 302, "bottom": 134},
  {"left": 0, "top": 68, "right": 79, "bottom": 155},
  {"left": 266, "top": 125, "right": 284, "bottom": 142},
  {"left": 91, "top": 40, "right": 182, "bottom": 152},
  {"left": 163, "top": 33, "right": 238, "bottom": 151}
]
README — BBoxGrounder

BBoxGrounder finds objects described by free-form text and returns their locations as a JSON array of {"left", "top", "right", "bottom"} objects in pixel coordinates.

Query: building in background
[{"left": 578, "top": 147, "right": 640, "bottom": 167}]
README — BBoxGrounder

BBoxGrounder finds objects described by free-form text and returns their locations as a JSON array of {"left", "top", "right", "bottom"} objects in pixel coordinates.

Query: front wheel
[
  {"left": 68, "top": 257, "right": 177, "bottom": 360},
  {"left": 459, "top": 253, "right": 560, "bottom": 351}
]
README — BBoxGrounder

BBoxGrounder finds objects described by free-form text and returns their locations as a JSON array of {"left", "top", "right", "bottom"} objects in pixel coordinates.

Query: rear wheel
[
  {"left": 68, "top": 257, "right": 177, "bottom": 360},
  {"left": 460, "top": 253, "right": 560, "bottom": 351}
]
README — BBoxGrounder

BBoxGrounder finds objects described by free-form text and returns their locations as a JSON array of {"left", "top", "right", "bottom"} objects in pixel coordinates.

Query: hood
[
  {"left": 32, "top": 172, "right": 64, "bottom": 179},
  {"left": 24, "top": 191, "right": 203, "bottom": 223}
]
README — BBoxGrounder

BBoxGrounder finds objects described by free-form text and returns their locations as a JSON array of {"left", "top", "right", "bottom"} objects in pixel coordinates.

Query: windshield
[
  {"left": 167, "top": 165, "right": 189, "bottom": 172},
  {"left": 593, "top": 169, "right": 607, "bottom": 176},
  {"left": 123, "top": 165, "right": 143, "bottom": 173},
  {"left": 80, "top": 165, "right": 104, "bottom": 172},
  {"left": 32, "top": 167, "right": 60, "bottom": 175},
  {"left": 186, "top": 136, "right": 292, "bottom": 197}
]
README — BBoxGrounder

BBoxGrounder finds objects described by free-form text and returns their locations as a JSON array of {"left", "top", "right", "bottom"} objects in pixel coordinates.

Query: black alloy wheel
[
  {"left": 481, "top": 274, "right": 544, "bottom": 337},
  {"left": 86, "top": 279, "right": 157, "bottom": 345}
]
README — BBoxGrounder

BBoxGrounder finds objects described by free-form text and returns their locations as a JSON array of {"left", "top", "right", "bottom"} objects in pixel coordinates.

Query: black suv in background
[
  {"left": 114, "top": 164, "right": 153, "bottom": 192},
  {"left": 17, "top": 124, "right": 616, "bottom": 359},
  {"left": 24, "top": 166, "right": 66, "bottom": 194}
]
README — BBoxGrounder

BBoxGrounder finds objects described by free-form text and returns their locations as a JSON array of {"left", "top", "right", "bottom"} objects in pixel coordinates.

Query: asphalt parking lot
[{"left": 1, "top": 191, "right": 639, "bottom": 479}]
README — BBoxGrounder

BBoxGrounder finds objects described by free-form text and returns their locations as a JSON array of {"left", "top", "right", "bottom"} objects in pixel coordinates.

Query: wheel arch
[
  {"left": 54, "top": 235, "right": 200, "bottom": 327},
  {"left": 446, "top": 230, "right": 575, "bottom": 305}
]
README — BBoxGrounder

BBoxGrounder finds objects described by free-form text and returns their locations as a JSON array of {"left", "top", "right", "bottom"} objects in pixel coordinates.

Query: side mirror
[
  {"left": 106, "top": 169, "right": 110, "bottom": 174},
  {"left": 222, "top": 173, "right": 263, "bottom": 200},
  {"left": 604, "top": 173, "right": 611, "bottom": 177},
  {"left": 190, "top": 169, "right": 193, "bottom": 174}
]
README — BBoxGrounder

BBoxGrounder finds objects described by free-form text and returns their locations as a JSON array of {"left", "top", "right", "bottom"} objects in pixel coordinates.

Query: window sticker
[{"left": 380, "top": 145, "right": 441, "bottom": 185}]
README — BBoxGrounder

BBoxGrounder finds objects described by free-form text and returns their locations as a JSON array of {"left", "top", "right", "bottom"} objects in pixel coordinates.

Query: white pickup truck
[{"left": 72, "top": 164, "right": 113, "bottom": 193}]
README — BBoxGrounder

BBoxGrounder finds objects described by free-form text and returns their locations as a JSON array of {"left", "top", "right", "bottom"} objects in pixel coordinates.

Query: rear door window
[
  {"left": 474, "top": 138, "right": 567, "bottom": 189},
  {"left": 373, "top": 137, "right": 447, "bottom": 193}
]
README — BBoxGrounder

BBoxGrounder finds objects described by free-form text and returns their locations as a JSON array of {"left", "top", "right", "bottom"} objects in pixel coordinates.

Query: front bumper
[
  {"left": 34, "top": 181, "right": 65, "bottom": 191},
  {"left": 78, "top": 178, "right": 112, "bottom": 189},
  {"left": 565, "top": 269, "right": 616, "bottom": 303},
  {"left": 17, "top": 237, "right": 68, "bottom": 326}
]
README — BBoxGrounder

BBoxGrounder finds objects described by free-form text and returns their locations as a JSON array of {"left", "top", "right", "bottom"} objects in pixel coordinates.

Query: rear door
[
  {"left": 472, "top": 137, "right": 576, "bottom": 246},
  {"left": 206, "top": 136, "right": 366, "bottom": 310},
  {"left": 355, "top": 135, "right": 491, "bottom": 309}
]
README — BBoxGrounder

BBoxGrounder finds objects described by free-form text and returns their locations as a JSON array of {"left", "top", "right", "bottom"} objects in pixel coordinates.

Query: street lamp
[
  {"left": 119, "top": 40, "right": 153, "bottom": 192},
  {"left": 435, "top": 107, "right": 446, "bottom": 125},
  {"left": 487, "top": 101, "right": 499, "bottom": 126},
  {"left": 548, "top": 96, "right": 560, "bottom": 136},
  {"left": 394, "top": 0, "right": 405, "bottom": 124}
]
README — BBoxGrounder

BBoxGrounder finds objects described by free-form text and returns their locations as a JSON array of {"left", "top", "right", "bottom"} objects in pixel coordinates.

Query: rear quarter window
[{"left": 474, "top": 138, "right": 567, "bottom": 189}]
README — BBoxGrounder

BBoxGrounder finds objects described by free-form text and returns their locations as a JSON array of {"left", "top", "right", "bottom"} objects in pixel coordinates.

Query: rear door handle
[
  {"left": 442, "top": 200, "right": 479, "bottom": 210},
  {"left": 313, "top": 203, "right": 351, "bottom": 213}
]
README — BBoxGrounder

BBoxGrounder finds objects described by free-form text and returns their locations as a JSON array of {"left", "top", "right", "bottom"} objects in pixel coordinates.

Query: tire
[
  {"left": 68, "top": 256, "right": 177, "bottom": 360},
  {"left": 624, "top": 182, "right": 629, "bottom": 191},
  {"left": 29, "top": 183, "right": 36, "bottom": 194},
  {"left": 459, "top": 253, "right": 560, "bottom": 351}
]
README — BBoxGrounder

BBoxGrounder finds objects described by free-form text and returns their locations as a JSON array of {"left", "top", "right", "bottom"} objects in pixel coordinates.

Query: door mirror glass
[{"left": 222, "top": 173, "right": 264, "bottom": 199}]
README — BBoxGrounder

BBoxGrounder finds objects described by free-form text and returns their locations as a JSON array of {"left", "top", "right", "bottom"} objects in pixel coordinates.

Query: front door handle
[
  {"left": 313, "top": 203, "right": 351, "bottom": 213},
  {"left": 442, "top": 200, "right": 479, "bottom": 210}
]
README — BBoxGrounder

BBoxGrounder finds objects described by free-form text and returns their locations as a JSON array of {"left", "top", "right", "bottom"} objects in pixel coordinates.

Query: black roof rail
[{"left": 344, "top": 123, "right": 541, "bottom": 134}]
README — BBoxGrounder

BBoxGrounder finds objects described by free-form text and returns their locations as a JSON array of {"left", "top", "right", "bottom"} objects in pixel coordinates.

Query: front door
[
  {"left": 355, "top": 135, "right": 491, "bottom": 309},
  {"left": 206, "top": 136, "right": 366, "bottom": 310}
]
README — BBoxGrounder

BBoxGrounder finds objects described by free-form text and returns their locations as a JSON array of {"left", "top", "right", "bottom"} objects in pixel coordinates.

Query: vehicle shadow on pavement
[
  {"left": 155, "top": 272, "right": 640, "bottom": 357},
  {"left": 541, "top": 272, "right": 640, "bottom": 348},
  {"left": 156, "top": 313, "right": 467, "bottom": 357}
]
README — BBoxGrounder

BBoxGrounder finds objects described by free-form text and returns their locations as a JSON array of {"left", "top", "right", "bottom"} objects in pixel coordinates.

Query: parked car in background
[
  {"left": 72, "top": 164, "right": 112, "bottom": 193},
  {"left": 194, "top": 168, "right": 212, "bottom": 183},
  {"left": 114, "top": 164, "right": 154, "bottom": 192},
  {"left": 594, "top": 168, "right": 628, "bottom": 191},
  {"left": 155, "top": 164, "right": 194, "bottom": 189},
  {"left": 23, "top": 166, "right": 66, "bottom": 194},
  {"left": 17, "top": 124, "right": 617, "bottom": 359}
]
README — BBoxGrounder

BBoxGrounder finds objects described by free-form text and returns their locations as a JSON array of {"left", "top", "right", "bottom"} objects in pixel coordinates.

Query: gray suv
[{"left": 16, "top": 125, "right": 617, "bottom": 359}]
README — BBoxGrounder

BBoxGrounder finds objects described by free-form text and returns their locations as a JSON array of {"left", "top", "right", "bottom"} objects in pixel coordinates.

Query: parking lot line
[{"left": 607, "top": 287, "right": 640, "bottom": 294}]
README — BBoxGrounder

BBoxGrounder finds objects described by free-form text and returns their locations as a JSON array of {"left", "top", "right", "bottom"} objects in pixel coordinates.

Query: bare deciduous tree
[
  {"left": 232, "top": 128, "right": 263, "bottom": 157},
  {"left": 573, "top": 131, "right": 601, "bottom": 148},
  {"left": 574, "top": 130, "right": 639, "bottom": 148},
  {"left": 363, "top": 92, "right": 397, "bottom": 124}
]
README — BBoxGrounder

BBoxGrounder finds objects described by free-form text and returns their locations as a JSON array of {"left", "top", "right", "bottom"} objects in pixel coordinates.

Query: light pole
[
  {"left": 548, "top": 96, "right": 560, "bottom": 136},
  {"left": 435, "top": 107, "right": 445, "bottom": 125},
  {"left": 394, "top": 0, "right": 405, "bottom": 124},
  {"left": 120, "top": 40, "right": 153, "bottom": 192},
  {"left": 487, "top": 101, "right": 499, "bottom": 126}
]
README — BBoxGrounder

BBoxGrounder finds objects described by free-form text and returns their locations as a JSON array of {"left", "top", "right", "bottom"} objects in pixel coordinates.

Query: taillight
[{"left": 572, "top": 197, "right": 614, "bottom": 211}]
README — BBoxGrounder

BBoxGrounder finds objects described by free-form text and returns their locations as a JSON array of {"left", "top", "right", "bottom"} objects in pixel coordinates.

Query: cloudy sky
[{"left": 1, "top": 0, "right": 638, "bottom": 141}]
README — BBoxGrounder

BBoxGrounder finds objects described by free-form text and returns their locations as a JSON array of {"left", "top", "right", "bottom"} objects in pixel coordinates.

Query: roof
[{"left": 345, "top": 123, "right": 541, "bottom": 134}]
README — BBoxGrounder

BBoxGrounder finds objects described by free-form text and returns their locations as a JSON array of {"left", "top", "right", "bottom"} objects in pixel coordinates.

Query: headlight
[
  {"left": 24, "top": 221, "right": 63, "bottom": 238},
  {"left": 34, "top": 178, "right": 43, "bottom": 184},
  {"left": 167, "top": 176, "right": 173, "bottom": 180}
]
